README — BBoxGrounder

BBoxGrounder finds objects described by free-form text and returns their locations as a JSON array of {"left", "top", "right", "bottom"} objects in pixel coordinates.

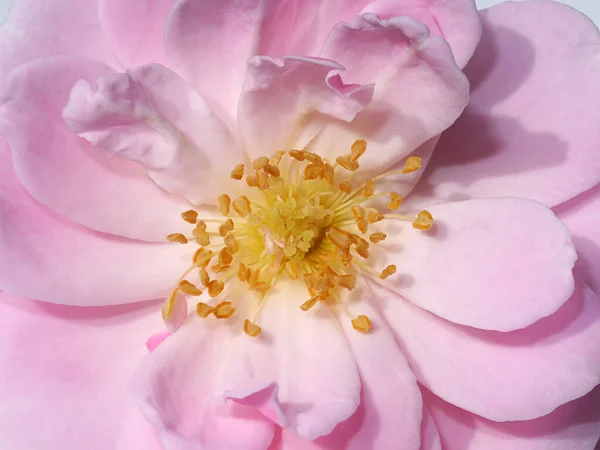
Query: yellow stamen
[
  {"left": 166, "top": 233, "right": 188, "bottom": 244},
  {"left": 388, "top": 192, "right": 403, "bottom": 210},
  {"left": 413, "top": 210, "right": 434, "bottom": 230},
  {"left": 351, "top": 315, "right": 371, "bottom": 332},
  {"left": 402, "top": 156, "right": 422, "bottom": 174},
  {"left": 181, "top": 210, "right": 198, "bottom": 224}
]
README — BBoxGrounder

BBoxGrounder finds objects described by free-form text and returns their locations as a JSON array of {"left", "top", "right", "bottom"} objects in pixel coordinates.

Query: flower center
[{"left": 164, "top": 140, "right": 433, "bottom": 337}]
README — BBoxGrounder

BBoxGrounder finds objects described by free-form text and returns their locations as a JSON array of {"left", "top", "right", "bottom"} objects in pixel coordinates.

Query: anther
[
  {"left": 251, "top": 282, "right": 270, "bottom": 293},
  {"left": 362, "top": 180, "right": 374, "bottom": 197},
  {"left": 200, "top": 267, "right": 210, "bottom": 286},
  {"left": 193, "top": 228, "right": 210, "bottom": 246},
  {"left": 264, "top": 164, "right": 280, "bottom": 177},
  {"left": 253, "top": 156, "right": 269, "bottom": 170},
  {"left": 402, "top": 156, "right": 422, "bottom": 174},
  {"left": 351, "top": 315, "right": 371, "bottom": 332},
  {"left": 219, "top": 218, "right": 234, "bottom": 237},
  {"left": 224, "top": 234, "right": 238, "bottom": 254},
  {"left": 238, "top": 263, "right": 248, "bottom": 282},
  {"left": 355, "top": 239, "right": 370, "bottom": 259},
  {"left": 246, "top": 173, "right": 259, "bottom": 187},
  {"left": 166, "top": 233, "right": 188, "bottom": 244},
  {"left": 339, "top": 181, "right": 352, "bottom": 194},
  {"left": 368, "top": 211, "right": 384, "bottom": 223},
  {"left": 218, "top": 194, "right": 231, "bottom": 216},
  {"left": 178, "top": 280, "right": 202, "bottom": 296},
  {"left": 300, "top": 295, "right": 319, "bottom": 311},
  {"left": 196, "top": 221, "right": 207, "bottom": 232},
  {"left": 388, "top": 192, "right": 403, "bottom": 210},
  {"left": 232, "top": 196, "right": 251, "bottom": 217},
  {"left": 380, "top": 265, "right": 396, "bottom": 279},
  {"left": 181, "top": 210, "right": 198, "bottom": 224},
  {"left": 270, "top": 150, "right": 285, "bottom": 165},
  {"left": 337, "top": 274, "right": 357, "bottom": 291},
  {"left": 289, "top": 149, "right": 306, "bottom": 161},
  {"left": 328, "top": 227, "right": 352, "bottom": 250},
  {"left": 161, "top": 289, "right": 179, "bottom": 321},
  {"left": 413, "top": 210, "right": 434, "bottom": 230},
  {"left": 196, "top": 302, "right": 215, "bottom": 318},
  {"left": 256, "top": 170, "right": 270, "bottom": 190},
  {"left": 350, "top": 139, "right": 367, "bottom": 161},
  {"left": 208, "top": 280, "right": 225, "bottom": 297},
  {"left": 230, "top": 164, "right": 244, "bottom": 180},
  {"left": 369, "top": 232, "right": 387, "bottom": 243},
  {"left": 336, "top": 155, "right": 359, "bottom": 172},
  {"left": 352, "top": 206, "right": 365, "bottom": 219},
  {"left": 218, "top": 247, "right": 233, "bottom": 266},
  {"left": 356, "top": 217, "right": 369, "bottom": 234},
  {"left": 214, "top": 301, "right": 235, "bottom": 319},
  {"left": 243, "top": 319, "right": 262, "bottom": 337},
  {"left": 304, "top": 164, "right": 320, "bottom": 180}
]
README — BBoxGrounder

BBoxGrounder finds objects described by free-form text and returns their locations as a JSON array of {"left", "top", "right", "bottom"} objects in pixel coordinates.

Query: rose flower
[{"left": 0, "top": 0, "right": 598, "bottom": 449}]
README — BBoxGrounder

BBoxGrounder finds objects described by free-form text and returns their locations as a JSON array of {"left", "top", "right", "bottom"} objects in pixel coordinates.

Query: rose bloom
[{"left": 0, "top": 0, "right": 599, "bottom": 449}]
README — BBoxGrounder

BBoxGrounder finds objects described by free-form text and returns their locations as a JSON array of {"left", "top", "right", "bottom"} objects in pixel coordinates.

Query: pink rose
[{"left": 0, "top": 0, "right": 599, "bottom": 449}]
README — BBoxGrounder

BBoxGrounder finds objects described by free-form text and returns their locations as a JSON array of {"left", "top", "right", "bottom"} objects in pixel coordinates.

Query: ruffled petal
[
  {"left": 0, "top": 55, "right": 194, "bottom": 242},
  {"left": 555, "top": 183, "right": 600, "bottom": 296},
  {"left": 132, "top": 310, "right": 275, "bottom": 449},
  {"left": 64, "top": 63, "right": 242, "bottom": 204},
  {"left": 420, "top": 405, "right": 442, "bottom": 450},
  {"left": 360, "top": 0, "right": 481, "bottom": 68},
  {"left": 370, "top": 198, "right": 576, "bottom": 331},
  {"left": 116, "top": 408, "right": 164, "bottom": 450},
  {"left": 413, "top": 0, "right": 600, "bottom": 207},
  {"left": 0, "top": 138, "right": 194, "bottom": 306},
  {"left": 0, "top": 292, "right": 162, "bottom": 450},
  {"left": 99, "top": 0, "right": 176, "bottom": 67},
  {"left": 424, "top": 385, "right": 600, "bottom": 450},
  {"left": 374, "top": 279, "right": 600, "bottom": 421},
  {"left": 239, "top": 56, "right": 374, "bottom": 160},
  {"left": 0, "top": 0, "right": 119, "bottom": 93},
  {"left": 314, "top": 14, "right": 468, "bottom": 177},
  {"left": 216, "top": 279, "right": 361, "bottom": 440}
]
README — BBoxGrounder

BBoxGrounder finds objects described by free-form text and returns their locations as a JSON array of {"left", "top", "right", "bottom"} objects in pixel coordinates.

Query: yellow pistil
[{"left": 164, "top": 139, "right": 432, "bottom": 335}]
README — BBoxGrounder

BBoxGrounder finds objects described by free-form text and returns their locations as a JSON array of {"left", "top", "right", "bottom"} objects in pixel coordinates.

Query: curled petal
[{"left": 63, "top": 63, "right": 242, "bottom": 205}]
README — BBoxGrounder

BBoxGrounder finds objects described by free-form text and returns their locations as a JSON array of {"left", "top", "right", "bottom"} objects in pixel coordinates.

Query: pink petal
[
  {"left": 360, "top": 0, "right": 481, "bottom": 68},
  {"left": 216, "top": 279, "right": 361, "bottom": 440},
  {"left": 555, "top": 183, "right": 600, "bottom": 296},
  {"left": 414, "top": 1, "right": 600, "bottom": 208},
  {"left": 0, "top": 138, "right": 194, "bottom": 306},
  {"left": 238, "top": 55, "right": 374, "bottom": 160},
  {"left": 370, "top": 198, "right": 576, "bottom": 331},
  {"left": 374, "top": 278, "right": 600, "bottom": 422},
  {"left": 99, "top": 0, "right": 176, "bottom": 67},
  {"left": 0, "top": 0, "right": 119, "bottom": 94},
  {"left": 424, "top": 385, "right": 600, "bottom": 450},
  {"left": 420, "top": 405, "right": 442, "bottom": 450},
  {"left": 0, "top": 55, "right": 194, "bottom": 242},
  {"left": 314, "top": 14, "right": 469, "bottom": 177},
  {"left": 116, "top": 407, "right": 164, "bottom": 450},
  {"left": 132, "top": 309, "right": 275, "bottom": 449},
  {"left": 0, "top": 292, "right": 162, "bottom": 450},
  {"left": 63, "top": 63, "right": 242, "bottom": 205},
  {"left": 328, "top": 296, "right": 422, "bottom": 449}
]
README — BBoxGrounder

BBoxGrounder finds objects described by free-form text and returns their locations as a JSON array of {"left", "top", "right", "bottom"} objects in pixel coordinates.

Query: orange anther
[
  {"left": 339, "top": 181, "right": 352, "bottom": 193},
  {"left": 200, "top": 267, "right": 210, "bottom": 286},
  {"left": 304, "top": 163, "right": 321, "bottom": 180},
  {"left": 208, "top": 280, "right": 225, "bottom": 297},
  {"left": 237, "top": 263, "right": 248, "bottom": 282},
  {"left": 196, "top": 302, "right": 215, "bottom": 318},
  {"left": 289, "top": 149, "right": 306, "bottom": 161},
  {"left": 178, "top": 280, "right": 202, "bottom": 296},
  {"left": 350, "top": 139, "right": 367, "bottom": 161},
  {"left": 219, "top": 218, "right": 234, "bottom": 237},
  {"left": 336, "top": 155, "right": 359, "bottom": 171},
  {"left": 388, "top": 192, "right": 403, "bottom": 210},
  {"left": 368, "top": 211, "right": 384, "bottom": 223},
  {"left": 218, "top": 194, "right": 231, "bottom": 216},
  {"left": 181, "top": 210, "right": 198, "bottom": 224},
  {"left": 214, "top": 301, "right": 235, "bottom": 318},
  {"left": 362, "top": 180, "right": 374, "bottom": 198},
  {"left": 369, "top": 232, "right": 387, "bottom": 243},
  {"left": 337, "top": 274, "right": 357, "bottom": 291},
  {"left": 351, "top": 315, "right": 371, "bottom": 332},
  {"left": 232, "top": 196, "right": 251, "bottom": 217},
  {"left": 402, "top": 156, "right": 422, "bottom": 174},
  {"left": 356, "top": 217, "right": 369, "bottom": 234},
  {"left": 380, "top": 265, "right": 397, "bottom": 279},
  {"left": 243, "top": 319, "right": 262, "bottom": 337},
  {"left": 224, "top": 234, "right": 238, "bottom": 254},
  {"left": 230, "top": 164, "right": 244, "bottom": 180},
  {"left": 218, "top": 247, "right": 233, "bottom": 266},
  {"left": 352, "top": 206, "right": 365, "bottom": 219},
  {"left": 166, "top": 233, "right": 188, "bottom": 244},
  {"left": 253, "top": 156, "right": 269, "bottom": 170},
  {"left": 300, "top": 295, "right": 319, "bottom": 311},
  {"left": 413, "top": 210, "right": 434, "bottom": 230}
]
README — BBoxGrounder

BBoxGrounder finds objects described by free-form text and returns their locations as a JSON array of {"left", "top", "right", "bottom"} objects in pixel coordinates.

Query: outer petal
[
  {"left": 373, "top": 279, "right": 600, "bottom": 422},
  {"left": 216, "top": 279, "right": 361, "bottom": 440},
  {"left": 315, "top": 14, "right": 469, "bottom": 177},
  {"left": 0, "top": 138, "right": 194, "bottom": 306},
  {"left": 555, "top": 183, "right": 600, "bottom": 296},
  {"left": 117, "top": 408, "right": 165, "bottom": 450},
  {"left": 239, "top": 56, "right": 374, "bottom": 160},
  {"left": 0, "top": 55, "right": 194, "bottom": 242},
  {"left": 414, "top": 1, "right": 600, "bottom": 207},
  {"left": 370, "top": 198, "right": 576, "bottom": 331},
  {"left": 99, "top": 0, "right": 176, "bottom": 67},
  {"left": 132, "top": 307, "right": 275, "bottom": 449},
  {"left": 424, "top": 385, "right": 600, "bottom": 450},
  {"left": 0, "top": 292, "right": 162, "bottom": 450},
  {"left": 360, "top": 0, "right": 481, "bottom": 68},
  {"left": 63, "top": 63, "right": 242, "bottom": 205},
  {"left": 420, "top": 405, "right": 442, "bottom": 450},
  {"left": 0, "top": 0, "right": 119, "bottom": 93}
]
